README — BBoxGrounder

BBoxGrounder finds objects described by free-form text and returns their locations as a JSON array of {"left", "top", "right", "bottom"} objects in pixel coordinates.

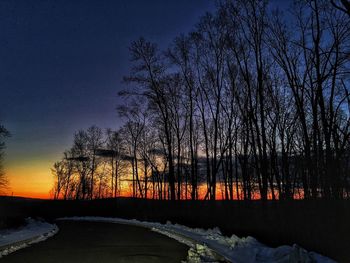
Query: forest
[{"left": 50, "top": 0, "right": 350, "bottom": 201}]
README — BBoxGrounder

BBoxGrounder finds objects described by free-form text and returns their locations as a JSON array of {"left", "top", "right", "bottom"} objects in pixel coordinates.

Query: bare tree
[
  {"left": 86, "top": 125, "right": 104, "bottom": 199},
  {"left": 331, "top": 0, "right": 350, "bottom": 15},
  {"left": 0, "top": 125, "right": 10, "bottom": 194},
  {"left": 51, "top": 160, "right": 66, "bottom": 199},
  {"left": 121, "top": 38, "right": 177, "bottom": 200},
  {"left": 106, "top": 129, "right": 124, "bottom": 198},
  {"left": 52, "top": 0, "right": 350, "bottom": 201}
]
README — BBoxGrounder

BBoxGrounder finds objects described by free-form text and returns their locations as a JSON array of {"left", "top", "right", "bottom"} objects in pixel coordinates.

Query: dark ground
[
  {"left": 0, "top": 196, "right": 349, "bottom": 262},
  {"left": 0, "top": 220, "right": 189, "bottom": 263}
]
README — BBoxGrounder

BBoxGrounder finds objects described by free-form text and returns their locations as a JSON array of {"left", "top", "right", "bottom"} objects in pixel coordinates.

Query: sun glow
[
  {"left": 4, "top": 159, "right": 304, "bottom": 201},
  {"left": 5, "top": 159, "right": 54, "bottom": 199}
]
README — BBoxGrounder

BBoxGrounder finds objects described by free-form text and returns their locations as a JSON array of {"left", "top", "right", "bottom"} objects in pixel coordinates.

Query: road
[{"left": 1, "top": 221, "right": 189, "bottom": 263}]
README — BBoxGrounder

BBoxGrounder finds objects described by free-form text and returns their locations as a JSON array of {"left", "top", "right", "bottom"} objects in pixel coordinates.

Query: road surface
[{"left": 1, "top": 220, "right": 189, "bottom": 263}]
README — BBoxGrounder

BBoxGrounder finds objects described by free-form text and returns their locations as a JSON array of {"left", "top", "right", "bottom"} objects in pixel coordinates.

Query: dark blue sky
[
  {"left": 0, "top": 0, "right": 216, "bottom": 170},
  {"left": 0, "top": 0, "right": 291, "bottom": 196}
]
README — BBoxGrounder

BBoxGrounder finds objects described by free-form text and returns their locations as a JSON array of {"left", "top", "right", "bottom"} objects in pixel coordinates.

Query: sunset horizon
[{"left": 1, "top": 0, "right": 349, "bottom": 262}]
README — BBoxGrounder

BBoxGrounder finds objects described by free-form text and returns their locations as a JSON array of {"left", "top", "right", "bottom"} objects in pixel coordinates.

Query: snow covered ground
[
  {"left": 0, "top": 216, "right": 336, "bottom": 262},
  {"left": 59, "top": 217, "right": 337, "bottom": 263},
  {"left": 0, "top": 218, "right": 58, "bottom": 258}
]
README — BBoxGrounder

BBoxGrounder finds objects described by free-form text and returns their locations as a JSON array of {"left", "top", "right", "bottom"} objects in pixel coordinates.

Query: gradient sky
[
  {"left": 0, "top": 0, "right": 216, "bottom": 198},
  {"left": 0, "top": 0, "right": 291, "bottom": 198}
]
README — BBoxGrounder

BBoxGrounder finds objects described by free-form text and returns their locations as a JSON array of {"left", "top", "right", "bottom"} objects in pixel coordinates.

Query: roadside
[
  {"left": 0, "top": 218, "right": 58, "bottom": 258},
  {"left": 0, "top": 216, "right": 339, "bottom": 263},
  {"left": 60, "top": 217, "right": 337, "bottom": 263},
  {"left": 0, "top": 221, "right": 189, "bottom": 263},
  {"left": 1, "top": 197, "right": 348, "bottom": 262}
]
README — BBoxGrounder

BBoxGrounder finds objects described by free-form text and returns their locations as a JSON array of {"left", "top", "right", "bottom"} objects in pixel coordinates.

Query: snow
[
  {"left": 0, "top": 218, "right": 58, "bottom": 258},
  {"left": 58, "top": 216, "right": 337, "bottom": 263}
]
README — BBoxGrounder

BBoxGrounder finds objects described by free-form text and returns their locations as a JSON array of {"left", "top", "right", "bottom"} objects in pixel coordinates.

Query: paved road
[{"left": 1, "top": 221, "right": 189, "bottom": 263}]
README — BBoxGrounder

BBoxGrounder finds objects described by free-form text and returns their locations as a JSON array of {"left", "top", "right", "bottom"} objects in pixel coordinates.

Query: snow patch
[
  {"left": 58, "top": 217, "right": 336, "bottom": 263},
  {"left": 0, "top": 218, "right": 58, "bottom": 258}
]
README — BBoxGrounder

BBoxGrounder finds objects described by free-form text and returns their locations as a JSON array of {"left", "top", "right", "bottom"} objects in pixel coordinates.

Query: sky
[{"left": 0, "top": 0, "right": 216, "bottom": 198}]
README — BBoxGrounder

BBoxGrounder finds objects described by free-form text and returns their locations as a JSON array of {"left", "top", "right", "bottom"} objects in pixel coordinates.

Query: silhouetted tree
[
  {"left": 122, "top": 38, "right": 177, "bottom": 200},
  {"left": 331, "top": 0, "right": 350, "bottom": 15},
  {"left": 106, "top": 129, "right": 124, "bottom": 198},
  {"left": 52, "top": 0, "right": 350, "bottom": 201},
  {"left": 0, "top": 124, "right": 10, "bottom": 194}
]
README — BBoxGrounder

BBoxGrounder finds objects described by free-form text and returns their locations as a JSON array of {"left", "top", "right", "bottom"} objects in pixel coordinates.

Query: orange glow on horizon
[
  {"left": 10, "top": 191, "right": 51, "bottom": 199},
  {"left": 5, "top": 158, "right": 54, "bottom": 199},
  {"left": 5, "top": 158, "right": 304, "bottom": 200}
]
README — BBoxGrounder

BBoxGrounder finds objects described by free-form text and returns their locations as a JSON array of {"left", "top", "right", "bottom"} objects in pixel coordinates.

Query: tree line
[
  {"left": 0, "top": 124, "right": 10, "bottom": 194},
  {"left": 52, "top": 0, "right": 350, "bottom": 201}
]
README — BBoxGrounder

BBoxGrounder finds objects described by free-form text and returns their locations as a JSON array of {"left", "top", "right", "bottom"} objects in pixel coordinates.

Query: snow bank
[
  {"left": 58, "top": 216, "right": 336, "bottom": 263},
  {"left": 0, "top": 218, "right": 58, "bottom": 258}
]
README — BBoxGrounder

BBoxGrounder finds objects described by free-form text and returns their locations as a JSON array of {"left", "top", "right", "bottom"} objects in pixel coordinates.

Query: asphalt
[{"left": 0, "top": 221, "right": 189, "bottom": 263}]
